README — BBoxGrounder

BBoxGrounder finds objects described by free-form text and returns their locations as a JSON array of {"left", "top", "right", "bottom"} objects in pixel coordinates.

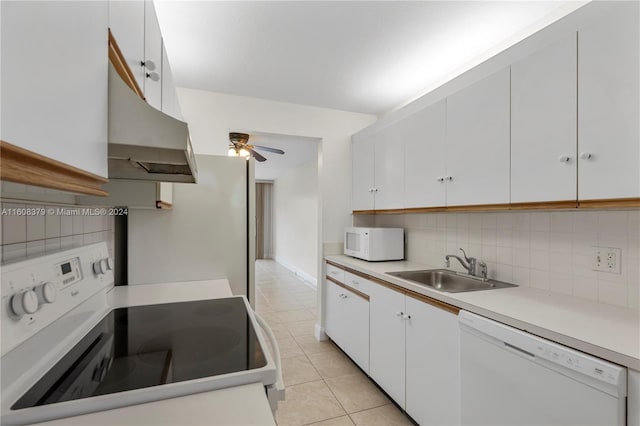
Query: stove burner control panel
[{"left": 1, "top": 243, "right": 113, "bottom": 356}]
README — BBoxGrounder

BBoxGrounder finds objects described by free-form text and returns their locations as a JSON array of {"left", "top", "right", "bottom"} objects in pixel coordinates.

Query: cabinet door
[
  {"left": 374, "top": 122, "right": 405, "bottom": 210},
  {"left": 161, "top": 41, "right": 178, "bottom": 119},
  {"left": 143, "top": 0, "right": 163, "bottom": 109},
  {"left": 405, "top": 297, "right": 460, "bottom": 425},
  {"left": 341, "top": 289, "right": 370, "bottom": 374},
  {"left": 578, "top": 2, "right": 639, "bottom": 200},
  {"left": 1, "top": 1, "right": 109, "bottom": 178},
  {"left": 369, "top": 284, "right": 406, "bottom": 408},
  {"left": 404, "top": 100, "right": 447, "bottom": 208},
  {"left": 324, "top": 280, "right": 346, "bottom": 348},
  {"left": 511, "top": 34, "right": 577, "bottom": 203},
  {"left": 352, "top": 133, "right": 375, "bottom": 211},
  {"left": 446, "top": 68, "right": 510, "bottom": 206},
  {"left": 109, "top": 0, "right": 145, "bottom": 91}
]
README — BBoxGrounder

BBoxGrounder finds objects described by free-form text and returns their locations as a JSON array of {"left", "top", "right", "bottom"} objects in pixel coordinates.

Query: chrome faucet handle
[
  {"left": 444, "top": 257, "right": 450, "bottom": 268},
  {"left": 459, "top": 248, "right": 472, "bottom": 262}
]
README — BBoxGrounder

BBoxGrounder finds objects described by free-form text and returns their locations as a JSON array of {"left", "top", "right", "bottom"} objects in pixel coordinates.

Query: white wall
[
  {"left": 176, "top": 88, "right": 376, "bottom": 249},
  {"left": 272, "top": 158, "right": 318, "bottom": 285}
]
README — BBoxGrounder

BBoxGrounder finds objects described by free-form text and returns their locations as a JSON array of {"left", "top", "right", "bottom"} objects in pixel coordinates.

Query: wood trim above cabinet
[
  {"left": 0, "top": 140, "right": 109, "bottom": 196},
  {"left": 579, "top": 198, "right": 640, "bottom": 209},
  {"left": 353, "top": 198, "right": 640, "bottom": 214},
  {"left": 326, "top": 276, "right": 370, "bottom": 301},
  {"left": 108, "top": 29, "right": 145, "bottom": 100},
  {"left": 405, "top": 290, "right": 460, "bottom": 315},
  {"left": 156, "top": 201, "right": 173, "bottom": 209}
]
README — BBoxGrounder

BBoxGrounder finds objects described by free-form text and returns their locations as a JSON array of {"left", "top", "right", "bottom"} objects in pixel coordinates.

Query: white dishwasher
[{"left": 459, "top": 311, "right": 627, "bottom": 426}]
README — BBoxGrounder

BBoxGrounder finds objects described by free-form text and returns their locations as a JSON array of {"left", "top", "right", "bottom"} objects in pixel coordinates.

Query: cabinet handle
[
  {"left": 395, "top": 311, "right": 403, "bottom": 317},
  {"left": 141, "top": 59, "right": 157, "bottom": 71},
  {"left": 330, "top": 271, "right": 338, "bottom": 275},
  {"left": 558, "top": 155, "right": 571, "bottom": 163},
  {"left": 580, "top": 152, "right": 593, "bottom": 160},
  {"left": 146, "top": 72, "right": 160, "bottom": 82}
]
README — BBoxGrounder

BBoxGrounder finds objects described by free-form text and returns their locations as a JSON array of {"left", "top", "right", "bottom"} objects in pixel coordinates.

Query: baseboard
[
  {"left": 273, "top": 256, "right": 318, "bottom": 288},
  {"left": 314, "top": 323, "right": 328, "bottom": 341}
]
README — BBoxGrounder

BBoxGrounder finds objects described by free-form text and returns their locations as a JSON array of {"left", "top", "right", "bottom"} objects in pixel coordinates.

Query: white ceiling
[
  {"left": 154, "top": 1, "right": 582, "bottom": 115},
  {"left": 244, "top": 132, "right": 319, "bottom": 181}
]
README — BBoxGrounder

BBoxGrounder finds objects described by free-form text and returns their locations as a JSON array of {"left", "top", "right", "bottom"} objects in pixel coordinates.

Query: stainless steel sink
[{"left": 386, "top": 269, "right": 517, "bottom": 293}]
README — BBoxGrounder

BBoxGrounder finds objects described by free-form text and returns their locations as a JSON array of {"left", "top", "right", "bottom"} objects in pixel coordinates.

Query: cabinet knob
[
  {"left": 374, "top": 188, "right": 379, "bottom": 192},
  {"left": 579, "top": 152, "right": 593, "bottom": 160},
  {"left": 141, "top": 59, "right": 157, "bottom": 71},
  {"left": 558, "top": 155, "right": 571, "bottom": 163},
  {"left": 437, "top": 177, "right": 445, "bottom": 183},
  {"left": 146, "top": 72, "right": 160, "bottom": 82},
  {"left": 445, "top": 176, "right": 453, "bottom": 182},
  {"left": 395, "top": 311, "right": 403, "bottom": 317},
  {"left": 402, "top": 313, "right": 411, "bottom": 320}
]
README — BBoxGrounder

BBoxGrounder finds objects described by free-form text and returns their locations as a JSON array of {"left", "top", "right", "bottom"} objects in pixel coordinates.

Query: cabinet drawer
[
  {"left": 326, "top": 264, "right": 345, "bottom": 283},
  {"left": 344, "top": 271, "right": 373, "bottom": 296}
]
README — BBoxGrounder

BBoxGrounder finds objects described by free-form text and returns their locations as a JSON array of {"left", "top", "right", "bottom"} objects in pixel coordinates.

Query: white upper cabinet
[
  {"left": 143, "top": 0, "right": 163, "bottom": 110},
  {"left": 404, "top": 100, "right": 447, "bottom": 208},
  {"left": 578, "top": 2, "right": 640, "bottom": 200},
  {"left": 446, "top": 67, "right": 511, "bottom": 206},
  {"left": 352, "top": 133, "right": 375, "bottom": 211},
  {"left": 161, "top": 42, "right": 179, "bottom": 119},
  {"left": 374, "top": 122, "right": 405, "bottom": 210},
  {"left": 108, "top": 0, "right": 145, "bottom": 91},
  {"left": 1, "top": 1, "right": 109, "bottom": 178},
  {"left": 511, "top": 33, "right": 577, "bottom": 203}
]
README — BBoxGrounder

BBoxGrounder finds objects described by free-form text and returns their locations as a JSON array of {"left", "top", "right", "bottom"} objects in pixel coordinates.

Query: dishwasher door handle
[{"left": 504, "top": 341, "right": 535, "bottom": 358}]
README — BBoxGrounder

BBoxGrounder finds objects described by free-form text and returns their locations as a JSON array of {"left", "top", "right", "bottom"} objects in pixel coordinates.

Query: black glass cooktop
[{"left": 13, "top": 297, "right": 267, "bottom": 409}]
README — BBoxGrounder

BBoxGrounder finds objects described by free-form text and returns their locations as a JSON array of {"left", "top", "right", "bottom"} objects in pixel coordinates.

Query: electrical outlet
[{"left": 592, "top": 246, "right": 622, "bottom": 274}]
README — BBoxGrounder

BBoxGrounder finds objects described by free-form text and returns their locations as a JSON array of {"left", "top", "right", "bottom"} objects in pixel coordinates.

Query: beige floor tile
[
  {"left": 274, "top": 308, "right": 315, "bottom": 323},
  {"left": 277, "top": 337, "right": 306, "bottom": 359},
  {"left": 293, "top": 334, "right": 337, "bottom": 355},
  {"left": 275, "top": 380, "right": 346, "bottom": 426},
  {"left": 270, "top": 299, "right": 305, "bottom": 312},
  {"left": 268, "top": 323, "right": 293, "bottom": 340},
  {"left": 287, "top": 319, "right": 317, "bottom": 337},
  {"left": 308, "top": 415, "right": 355, "bottom": 425},
  {"left": 259, "top": 311, "right": 284, "bottom": 325},
  {"left": 282, "top": 355, "right": 322, "bottom": 386},
  {"left": 307, "top": 349, "right": 360, "bottom": 379},
  {"left": 325, "top": 373, "right": 390, "bottom": 413},
  {"left": 349, "top": 404, "right": 413, "bottom": 426}
]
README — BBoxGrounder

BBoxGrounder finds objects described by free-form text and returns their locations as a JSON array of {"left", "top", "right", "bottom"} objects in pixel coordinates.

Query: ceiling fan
[{"left": 227, "top": 132, "right": 285, "bottom": 162}]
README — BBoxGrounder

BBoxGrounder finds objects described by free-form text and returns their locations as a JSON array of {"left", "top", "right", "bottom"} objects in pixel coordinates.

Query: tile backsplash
[
  {"left": 355, "top": 210, "right": 640, "bottom": 310},
  {"left": 1, "top": 201, "right": 114, "bottom": 264}
]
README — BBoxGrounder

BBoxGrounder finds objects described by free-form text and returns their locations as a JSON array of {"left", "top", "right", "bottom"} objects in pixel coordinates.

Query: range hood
[{"left": 108, "top": 64, "right": 197, "bottom": 183}]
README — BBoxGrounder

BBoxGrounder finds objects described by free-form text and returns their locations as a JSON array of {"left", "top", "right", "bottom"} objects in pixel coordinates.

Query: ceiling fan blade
[
  {"left": 253, "top": 145, "right": 284, "bottom": 155},
  {"left": 249, "top": 148, "right": 267, "bottom": 162}
]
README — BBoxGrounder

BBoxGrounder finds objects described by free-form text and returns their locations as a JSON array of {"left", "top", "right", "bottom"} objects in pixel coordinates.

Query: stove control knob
[
  {"left": 93, "top": 257, "right": 113, "bottom": 275},
  {"left": 35, "top": 282, "right": 57, "bottom": 305},
  {"left": 10, "top": 290, "right": 39, "bottom": 318}
]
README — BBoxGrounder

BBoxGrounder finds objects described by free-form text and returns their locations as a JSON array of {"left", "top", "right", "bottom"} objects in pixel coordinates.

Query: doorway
[{"left": 255, "top": 182, "right": 273, "bottom": 260}]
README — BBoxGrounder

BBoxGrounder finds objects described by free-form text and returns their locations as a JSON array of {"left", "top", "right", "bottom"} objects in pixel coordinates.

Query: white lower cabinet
[
  {"left": 369, "top": 282, "right": 460, "bottom": 424},
  {"left": 405, "top": 296, "right": 459, "bottom": 425},
  {"left": 369, "top": 282, "right": 407, "bottom": 408},
  {"left": 324, "top": 279, "right": 370, "bottom": 373}
]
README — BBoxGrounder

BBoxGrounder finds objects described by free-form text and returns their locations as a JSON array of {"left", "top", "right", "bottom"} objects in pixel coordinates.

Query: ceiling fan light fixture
[
  {"left": 227, "top": 148, "right": 239, "bottom": 157},
  {"left": 238, "top": 148, "right": 250, "bottom": 158}
]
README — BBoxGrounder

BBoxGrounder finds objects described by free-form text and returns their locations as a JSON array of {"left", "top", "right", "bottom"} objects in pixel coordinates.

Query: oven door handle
[{"left": 253, "top": 311, "right": 285, "bottom": 411}]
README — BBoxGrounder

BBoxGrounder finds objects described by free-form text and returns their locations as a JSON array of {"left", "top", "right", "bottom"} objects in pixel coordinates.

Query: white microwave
[{"left": 344, "top": 227, "right": 404, "bottom": 261}]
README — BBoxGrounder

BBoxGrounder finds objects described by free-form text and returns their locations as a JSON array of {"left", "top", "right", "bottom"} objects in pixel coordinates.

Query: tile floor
[{"left": 255, "top": 260, "right": 414, "bottom": 426}]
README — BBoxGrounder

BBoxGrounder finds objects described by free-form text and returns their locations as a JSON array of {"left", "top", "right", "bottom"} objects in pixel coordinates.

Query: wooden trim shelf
[
  {"left": 0, "top": 140, "right": 108, "bottom": 196},
  {"left": 326, "top": 260, "right": 459, "bottom": 314},
  {"left": 579, "top": 198, "right": 640, "bottom": 209},
  {"left": 156, "top": 201, "right": 173, "bottom": 209},
  {"left": 353, "top": 198, "right": 639, "bottom": 214},
  {"left": 108, "top": 29, "right": 145, "bottom": 100},
  {"left": 326, "top": 275, "right": 370, "bottom": 301}
]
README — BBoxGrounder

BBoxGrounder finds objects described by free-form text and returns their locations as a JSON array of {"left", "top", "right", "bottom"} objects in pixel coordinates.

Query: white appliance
[
  {"left": 0, "top": 243, "right": 282, "bottom": 426},
  {"left": 127, "top": 155, "right": 255, "bottom": 297},
  {"left": 459, "top": 310, "right": 627, "bottom": 426},
  {"left": 344, "top": 227, "right": 404, "bottom": 261}
]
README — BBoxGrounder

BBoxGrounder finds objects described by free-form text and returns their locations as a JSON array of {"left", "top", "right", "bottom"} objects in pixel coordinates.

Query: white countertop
[
  {"left": 30, "top": 382, "right": 276, "bottom": 426},
  {"left": 107, "top": 279, "right": 233, "bottom": 308},
  {"left": 326, "top": 255, "right": 640, "bottom": 370}
]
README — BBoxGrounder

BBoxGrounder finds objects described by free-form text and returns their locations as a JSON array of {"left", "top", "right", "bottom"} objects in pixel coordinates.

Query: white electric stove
[{"left": 1, "top": 243, "right": 283, "bottom": 426}]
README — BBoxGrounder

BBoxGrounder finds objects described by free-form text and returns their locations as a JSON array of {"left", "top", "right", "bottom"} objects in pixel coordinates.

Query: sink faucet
[{"left": 445, "top": 248, "right": 487, "bottom": 279}]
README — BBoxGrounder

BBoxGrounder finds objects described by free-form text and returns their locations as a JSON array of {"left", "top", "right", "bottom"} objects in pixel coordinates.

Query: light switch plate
[{"left": 592, "top": 246, "right": 622, "bottom": 274}]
